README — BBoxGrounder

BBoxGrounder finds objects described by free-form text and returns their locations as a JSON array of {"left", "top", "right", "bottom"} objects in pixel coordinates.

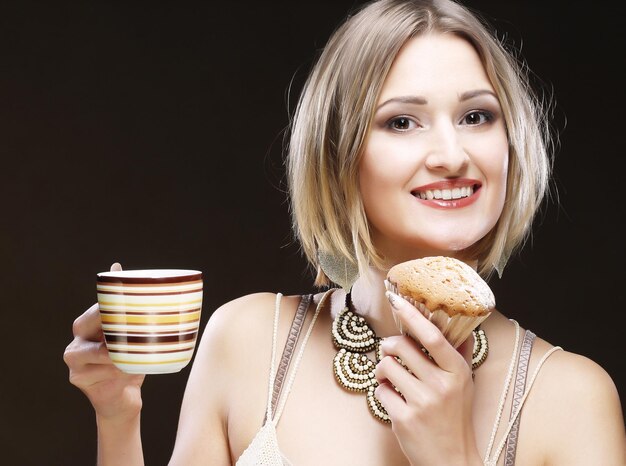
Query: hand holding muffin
[{"left": 376, "top": 259, "right": 485, "bottom": 464}]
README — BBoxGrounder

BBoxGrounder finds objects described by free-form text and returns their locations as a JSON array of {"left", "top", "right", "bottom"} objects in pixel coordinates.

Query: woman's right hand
[{"left": 63, "top": 263, "right": 145, "bottom": 422}]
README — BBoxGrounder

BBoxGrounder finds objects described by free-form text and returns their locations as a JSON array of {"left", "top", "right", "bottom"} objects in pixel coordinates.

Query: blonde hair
[{"left": 287, "top": 0, "right": 553, "bottom": 285}]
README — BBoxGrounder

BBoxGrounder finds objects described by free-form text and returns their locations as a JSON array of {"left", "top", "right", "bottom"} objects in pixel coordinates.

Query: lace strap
[
  {"left": 503, "top": 329, "right": 536, "bottom": 466},
  {"left": 483, "top": 320, "right": 521, "bottom": 461},
  {"left": 265, "top": 293, "right": 284, "bottom": 422},
  {"left": 273, "top": 289, "right": 332, "bottom": 425},
  {"left": 485, "top": 345, "right": 563, "bottom": 466},
  {"left": 264, "top": 294, "right": 312, "bottom": 424}
]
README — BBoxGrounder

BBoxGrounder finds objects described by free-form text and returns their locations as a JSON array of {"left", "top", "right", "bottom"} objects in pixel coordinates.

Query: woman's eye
[
  {"left": 462, "top": 111, "right": 493, "bottom": 125},
  {"left": 387, "top": 117, "right": 415, "bottom": 131}
]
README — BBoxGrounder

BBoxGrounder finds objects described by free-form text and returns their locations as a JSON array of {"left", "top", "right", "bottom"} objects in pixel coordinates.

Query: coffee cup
[{"left": 96, "top": 269, "right": 203, "bottom": 374}]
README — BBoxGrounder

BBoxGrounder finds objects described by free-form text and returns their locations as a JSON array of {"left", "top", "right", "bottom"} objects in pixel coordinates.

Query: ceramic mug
[{"left": 96, "top": 269, "right": 203, "bottom": 374}]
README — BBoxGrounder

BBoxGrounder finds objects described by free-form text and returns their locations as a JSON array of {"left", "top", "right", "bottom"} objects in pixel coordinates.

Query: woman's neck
[{"left": 338, "top": 267, "right": 400, "bottom": 338}]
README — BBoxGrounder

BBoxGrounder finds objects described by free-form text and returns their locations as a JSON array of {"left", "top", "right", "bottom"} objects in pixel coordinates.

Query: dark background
[{"left": 1, "top": 1, "right": 623, "bottom": 464}]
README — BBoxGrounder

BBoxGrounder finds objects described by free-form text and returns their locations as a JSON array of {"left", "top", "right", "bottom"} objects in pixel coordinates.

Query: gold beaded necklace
[{"left": 331, "top": 292, "right": 488, "bottom": 423}]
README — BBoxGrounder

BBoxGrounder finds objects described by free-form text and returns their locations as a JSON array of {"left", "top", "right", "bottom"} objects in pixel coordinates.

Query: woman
[{"left": 64, "top": 0, "right": 625, "bottom": 464}]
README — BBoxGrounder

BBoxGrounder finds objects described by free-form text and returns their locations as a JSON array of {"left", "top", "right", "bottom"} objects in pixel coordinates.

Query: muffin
[{"left": 385, "top": 256, "right": 494, "bottom": 348}]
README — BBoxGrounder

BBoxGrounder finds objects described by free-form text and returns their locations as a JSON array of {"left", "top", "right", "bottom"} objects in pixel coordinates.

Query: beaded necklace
[{"left": 331, "top": 292, "right": 488, "bottom": 423}]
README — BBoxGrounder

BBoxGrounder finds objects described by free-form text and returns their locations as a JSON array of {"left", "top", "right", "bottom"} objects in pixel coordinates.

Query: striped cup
[{"left": 96, "top": 269, "right": 203, "bottom": 374}]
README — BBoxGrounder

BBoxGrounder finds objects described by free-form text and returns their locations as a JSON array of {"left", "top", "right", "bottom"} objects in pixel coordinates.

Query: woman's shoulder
[
  {"left": 208, "top": 292, "right": 284, "bottom": 327},
  {"left": 523, "top": 334, "right": 626, "bottom": 464},
  {"left": 186, "top": 292, "right": 312, "bottom": 414},
  {"left": 530, "top": 335, "right": 619, "bottom": 403},
  {"left": 493, "top": 318, "right": 619, "bottom": 404},
  {"left": 202, "top": 292, "right": 306, "bottom": 347}
]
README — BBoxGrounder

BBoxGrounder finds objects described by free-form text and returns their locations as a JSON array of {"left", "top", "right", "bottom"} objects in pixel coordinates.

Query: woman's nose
[{"left": 423, "top": 123, "right": 469, "bottom": 174}]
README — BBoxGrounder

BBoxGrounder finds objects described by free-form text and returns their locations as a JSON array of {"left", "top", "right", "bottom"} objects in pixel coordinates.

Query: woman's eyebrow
[
  {"left": 376, "top": 95, "right": 427, "bottom": 112},
  {"left": 376, "top": 89, "right": 498, "bottom": 112},
  {"left": 459, "top": 89, "right": 498, "bottom": 101}
]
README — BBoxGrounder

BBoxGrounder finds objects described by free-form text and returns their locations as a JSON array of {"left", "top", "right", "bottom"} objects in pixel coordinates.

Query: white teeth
[{"left": 418, "top": 186, "right": 474, "bottom": 200}]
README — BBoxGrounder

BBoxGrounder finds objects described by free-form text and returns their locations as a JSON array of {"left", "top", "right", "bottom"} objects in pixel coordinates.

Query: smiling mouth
[{"left": 412, "top": 184, "right": 479, "bottom": 201}]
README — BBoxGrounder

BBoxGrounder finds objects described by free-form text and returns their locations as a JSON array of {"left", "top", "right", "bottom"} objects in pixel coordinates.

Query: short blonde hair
[{"left": 287, "top": 0, "right": 553, "bottom": 285}]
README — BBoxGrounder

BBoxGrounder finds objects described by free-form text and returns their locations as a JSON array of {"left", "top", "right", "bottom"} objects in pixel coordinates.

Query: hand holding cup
[{"left": 64, "top": 263, "right": 146, "bottom": 421}]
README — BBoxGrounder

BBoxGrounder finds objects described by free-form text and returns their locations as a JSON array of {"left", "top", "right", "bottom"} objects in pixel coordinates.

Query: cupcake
[{"left": 385, "top": 256, "right": 494, "bottom": 348}]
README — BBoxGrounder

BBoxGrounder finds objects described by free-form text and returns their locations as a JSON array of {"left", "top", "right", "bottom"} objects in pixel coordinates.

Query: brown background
[{"left": 0, "top": 1, "right": 624, "bottom": 464}]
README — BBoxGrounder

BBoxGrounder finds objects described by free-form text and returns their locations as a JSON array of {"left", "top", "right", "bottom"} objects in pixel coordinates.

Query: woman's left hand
[{"left": 375, "top": 291, "right": 482, "bottom": 466}]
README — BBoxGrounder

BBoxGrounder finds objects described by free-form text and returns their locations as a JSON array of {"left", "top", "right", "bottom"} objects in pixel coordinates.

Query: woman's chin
[{"left": 372, "top": 228, "right": 490, "bottom": 263}]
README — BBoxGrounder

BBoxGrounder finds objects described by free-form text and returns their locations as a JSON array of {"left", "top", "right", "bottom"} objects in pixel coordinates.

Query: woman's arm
[
  {"left": 96, "top": 414, "right": 143, "bottom": 466},
  {"left": 65, "top": 288, "right": 286, "bottom": 465},
  {"left": 167, "top": 303, "right": 234, "bottom": 464},
  {"left": 64, "top": 261, "right": 147, "bottom": 466},
  {"left": 64, "top": 301, "right": 146, "bottom": 466}
]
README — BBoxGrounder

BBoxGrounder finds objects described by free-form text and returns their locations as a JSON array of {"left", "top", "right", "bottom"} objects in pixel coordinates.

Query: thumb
[{"left": 110, "top": 262, "right": 123, "bottom": 272}]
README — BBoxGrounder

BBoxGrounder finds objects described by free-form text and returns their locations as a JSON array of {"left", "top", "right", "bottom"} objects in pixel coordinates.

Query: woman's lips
[{"left": 411, "top": 179, "right": 481, "bottom": 209}]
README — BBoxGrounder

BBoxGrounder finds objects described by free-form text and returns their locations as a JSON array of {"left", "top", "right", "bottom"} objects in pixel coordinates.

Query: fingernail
[{"left": 385, "top": 291, "right": 400, "bottom": 310}]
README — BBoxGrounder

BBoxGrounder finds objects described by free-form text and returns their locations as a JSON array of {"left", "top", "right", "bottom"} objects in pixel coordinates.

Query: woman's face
[{"left": 359, "top": 33, "right": 508, "bottom": 265}]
